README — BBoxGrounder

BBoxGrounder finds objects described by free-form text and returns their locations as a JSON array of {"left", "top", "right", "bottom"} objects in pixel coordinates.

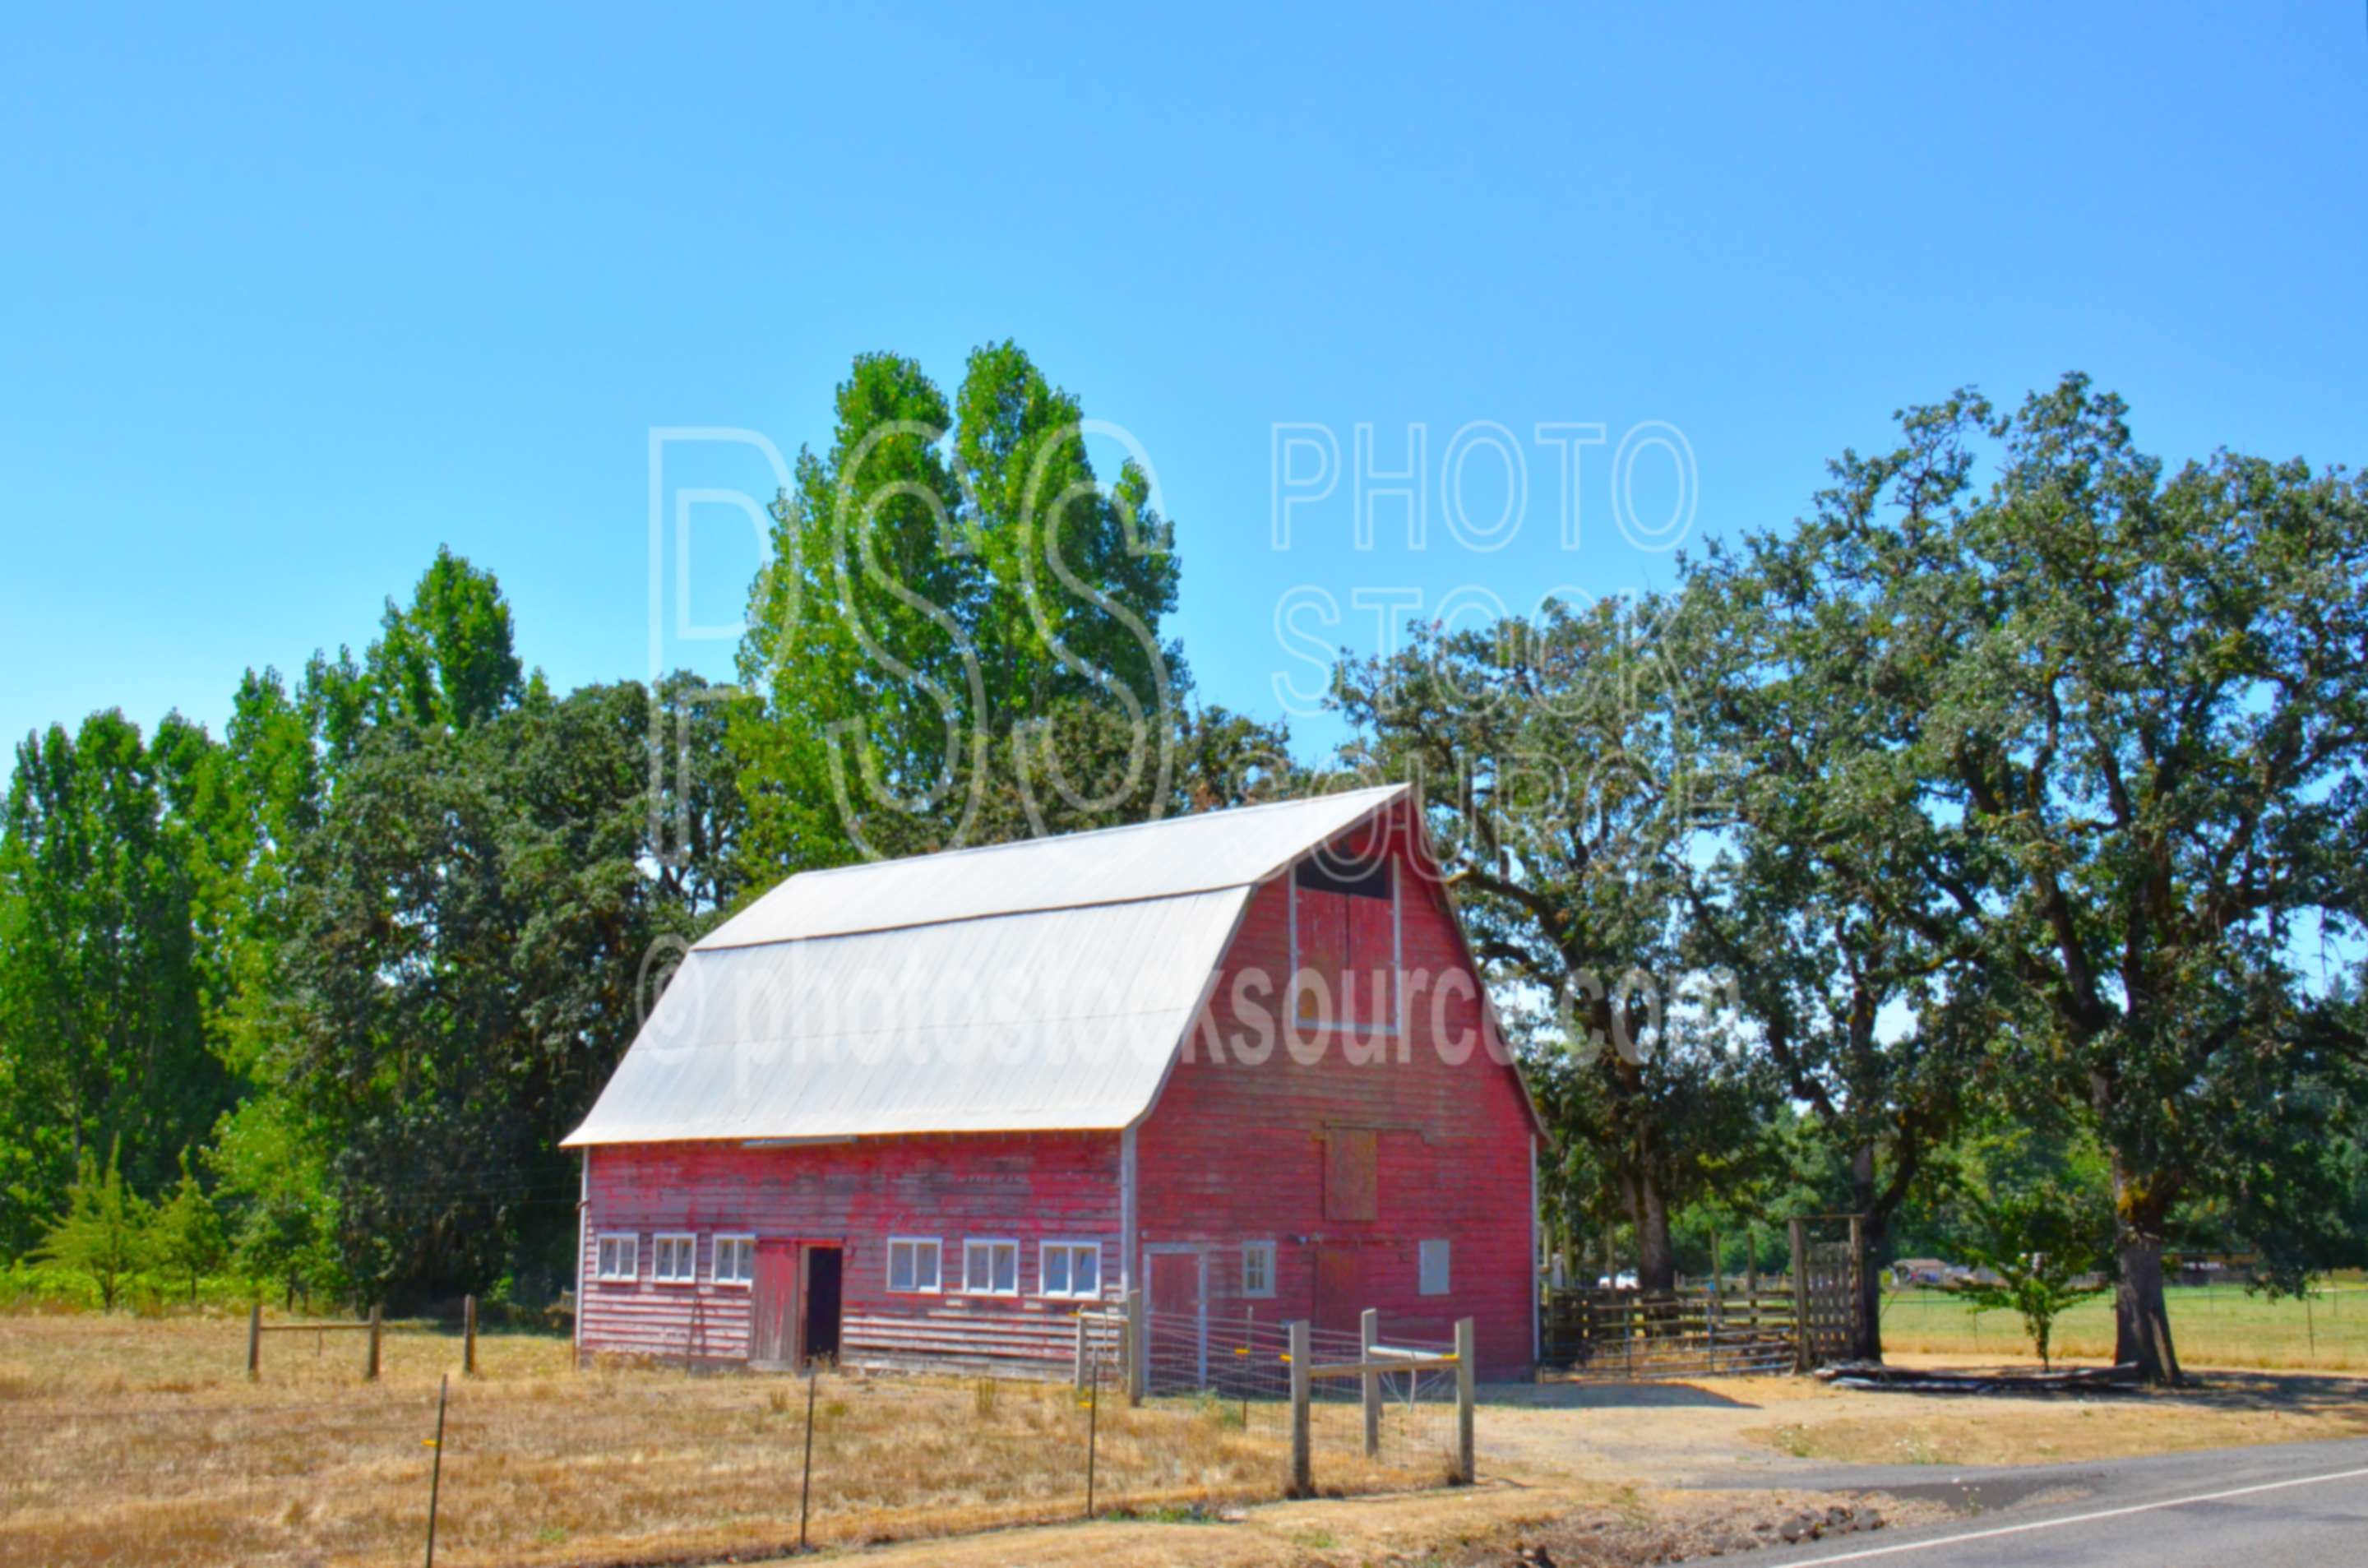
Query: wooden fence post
[
  {"left": 1707, "top": 1225, "right": 1723, "bottom": 1353},
  {"left": 247, "top": 1303, "right": 261, "bottom": 1380},
  {"left": 1124, "top": 1289, "right": 1145, "bottom": 1407},
  {"left": 1085, "top": 1333, "right": 1100, "bottom": 1516},
  {"left": 1788, "top": 1219, "right": 1811, "bottom": 1373},
  {"left": 1359, "top": 1307, "right": 1381, "bottom": 1458},
  {"left": 1287, "top": 1320, "right": 1311, "bottom": 1497},
  {"left": 1073, "top": 1311, "right": 1089, "bottom": 1390},
  {"left": 367, "top": 1304, "right": 383, "bottom": 1381},
  {"left": 1453, "top": 1316, "right": 1476, "bottom": 1486},
  {"left": 463, "top": 1294, "right": 478, "bottom": 1377}
]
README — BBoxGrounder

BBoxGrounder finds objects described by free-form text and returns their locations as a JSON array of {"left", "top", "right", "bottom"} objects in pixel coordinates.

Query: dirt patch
[
  {"left": 1436, "top": 1491, "right": 1946, "bottom": 1567},
  {"left": 745, "top": 1482, "right": 1955, "bottom": 1568},
  {"left": 1738, "top": 1367, "right": 2368, "bottom": 1469}
]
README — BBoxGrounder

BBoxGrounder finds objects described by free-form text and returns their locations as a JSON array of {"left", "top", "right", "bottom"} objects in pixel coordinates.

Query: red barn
[{"left": 562, "top": 784, "right": 1544, "bottom": 1380}]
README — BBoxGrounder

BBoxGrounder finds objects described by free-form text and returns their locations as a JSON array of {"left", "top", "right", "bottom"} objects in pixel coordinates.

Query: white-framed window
[
  {"left": 1241, "top": 1240, "right": 1277, "bottom": 1299},
  {"left": 886, "top": 1236, "right": 941, "bottom": 1293},
  {"left": 595, "top": 1233, "right": 638, "bottom": 1283},
  {"left": 1038, "top": 1242, "right": 1102, "bottom": 1300},
  {"left": 962, "top": 1238, "right": 1020, "bottom": 1296},
  {"left": 714, "top": 1234, "right": 756, "bottom": 1287},
  {"left": 1418, "top": 1238, "right": 1451, "bottom": 1297},
  {"left": 652, "top": 1232, "right": 698, "bottom": 1284}
]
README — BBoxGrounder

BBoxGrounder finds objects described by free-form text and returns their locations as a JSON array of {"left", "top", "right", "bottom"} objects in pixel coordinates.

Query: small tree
[
  {"left": 33, "top": 1141, "right": 150, "bottom": 1311},
  {"left": 1949, "top": 1182, "right": 2111, "bottom": 1370},
  {"left": 234, "top": 1191, "right": 340, "bottom": 1311},
  {"left": 149, "top": 1149, "right": 228, "bottom": 1302}
]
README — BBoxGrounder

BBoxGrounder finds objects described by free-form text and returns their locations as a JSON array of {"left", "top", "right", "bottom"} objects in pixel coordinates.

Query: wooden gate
[
  {"left": 1792, "top": 1226, "right": 1859, "bottom": 1369},
  {"left": 1145, "top": 1248, "right": 1208, "bottom": 1391}
]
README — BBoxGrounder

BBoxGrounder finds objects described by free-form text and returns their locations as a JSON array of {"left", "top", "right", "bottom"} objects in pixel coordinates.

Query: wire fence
[
  {"left": 1, "top": 1290, "right": 1488, "bottom": 1566},
  {"left": 0, "top": 1355, "right": 1356, "bottom": 1568}
]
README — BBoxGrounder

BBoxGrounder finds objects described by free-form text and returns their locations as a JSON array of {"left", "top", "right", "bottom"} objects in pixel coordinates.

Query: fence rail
[
  {"left": 247, "top": 1303, "right": 386, "bottom": 1381},
  {"left": 244, "top": 1298, "right": 485, "bottom": 1381}
]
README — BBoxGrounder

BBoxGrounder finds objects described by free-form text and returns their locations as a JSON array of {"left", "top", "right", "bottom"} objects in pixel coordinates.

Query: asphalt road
[{"left": 1732, "top": 1437, "right": 2368, "bottom": 1567}]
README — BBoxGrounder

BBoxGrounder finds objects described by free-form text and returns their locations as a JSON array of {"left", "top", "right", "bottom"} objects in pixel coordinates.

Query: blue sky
[{"left": 3, "top": 2, "right": 2362, "bottom": 760}]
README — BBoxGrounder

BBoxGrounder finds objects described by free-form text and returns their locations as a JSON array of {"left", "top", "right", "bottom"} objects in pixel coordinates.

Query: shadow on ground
[{"left": 1484, "top": 1380, "right": 1761, "bottom": 1411}]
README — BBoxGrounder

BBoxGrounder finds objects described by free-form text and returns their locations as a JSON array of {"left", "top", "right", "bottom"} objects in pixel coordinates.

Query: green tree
[
  {"left": 149, "top": 1149, "right": 228, "bottom": 1301},
  {"left": 306, "top": 543, "right": 525, "bottom": 757},
  {"left": 733, "top": 345, "right": 1186, "bottom": 877},
  {"left": 274, "top": 670, "right": 740, "bottom": 1302},
  {"left": 208, "top": 1090, "right": 341, "bottom": 1309},
  {"left": 0, "top": 710, "right": 229, "bottom": 1248},
  {"left": 1946, "top": 1180, "right": 2114, "bottom": 1370},
  {"left": 34, "top": 1141, "right": 150, "bottom": 1311},
  {"left": 1681, "top": 566, "right": 1996, "bottom": 1358},
  {"left": 1334, "top": 596, "right": 1768, "bottom": 1292},
  {"left": 1723, "top": 375, "right": 2368, "bottom": 1383}
]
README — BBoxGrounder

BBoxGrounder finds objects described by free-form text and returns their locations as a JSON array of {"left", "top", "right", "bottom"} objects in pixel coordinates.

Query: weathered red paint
[
  {"left": 576, "top": 799, "right": 1540, "bottom": 1379},
  {"left": 581, "top": 1131, "right": 1121, "bottom": 1368},
  {"left": 1136, "top": 804, "right": 1538, "bottom": 1377}
]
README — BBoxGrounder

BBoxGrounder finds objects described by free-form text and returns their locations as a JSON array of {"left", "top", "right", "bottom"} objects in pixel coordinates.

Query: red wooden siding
[
  {"left": 579, "top": 1131, "right": 1121, "bottom": 1371},
  {"left": 1138, "top": 803, "right": 1538, "bottom": 1376}
]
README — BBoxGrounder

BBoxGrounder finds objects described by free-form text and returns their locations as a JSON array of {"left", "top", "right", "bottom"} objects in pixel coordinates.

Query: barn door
[
  {"left": 1312, "top": 1244, "right": 1360, "bottom": 1336},
  {"left": 1145, "top": 1249, "right": 1207, "bottom": 1391},
  {"left": 750, "top": 1241, "right": 798, "bottom": 1367}
]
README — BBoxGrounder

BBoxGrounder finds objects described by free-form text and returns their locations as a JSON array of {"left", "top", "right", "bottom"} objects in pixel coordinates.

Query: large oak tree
[{"left": 1719, "top": 376, "right": 2368, "bottom": 1382}]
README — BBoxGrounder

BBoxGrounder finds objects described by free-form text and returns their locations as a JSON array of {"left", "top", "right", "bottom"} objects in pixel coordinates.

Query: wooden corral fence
[
  {"left": 1541, "top": 1285, "right": 1798, "bottom": 1377},
  {"left": 1540, "top": 1215, "right": 1867, "bottom": 1378}
]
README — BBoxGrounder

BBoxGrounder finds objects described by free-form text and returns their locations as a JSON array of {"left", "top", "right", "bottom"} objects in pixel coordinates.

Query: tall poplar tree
[{"left": 733, "top": 342, "right": 1186, "bottom": 877}]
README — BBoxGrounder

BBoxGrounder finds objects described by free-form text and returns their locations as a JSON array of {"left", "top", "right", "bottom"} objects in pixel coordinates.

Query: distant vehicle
[
  {"left": 1892, "top": 1257, "right": 1962, "bottom": 1286},
  {"left": 1598, "top": 1270, "right": 1639, "bottom": 1289}
]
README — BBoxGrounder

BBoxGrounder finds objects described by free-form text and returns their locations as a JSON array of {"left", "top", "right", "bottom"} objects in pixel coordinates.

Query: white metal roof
[
  {"left": 694, "top": 784, "right": 1405, "bottom": 949},
  {"left": 562, "top": 785, "right": 1408, "bottom": 1146}
]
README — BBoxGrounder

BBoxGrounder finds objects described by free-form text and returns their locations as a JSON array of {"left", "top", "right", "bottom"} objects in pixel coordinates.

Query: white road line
[{"left": 1780, "top": 1463, "right": 2368, "bottom": 1565}]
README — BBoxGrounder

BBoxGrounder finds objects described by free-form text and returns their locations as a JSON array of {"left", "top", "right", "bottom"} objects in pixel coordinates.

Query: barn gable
[{"left": 1133, "top": 797, "right": 1545, "bottom": 1374}]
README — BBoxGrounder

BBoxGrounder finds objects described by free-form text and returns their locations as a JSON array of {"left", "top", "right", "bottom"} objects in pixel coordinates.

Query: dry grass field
[
  {"left": 0, "top": 1310, "right": 1454, "bottom": 1568},
  {"left": 1880, "top": 1283, "right": 2368, "bottom": 1371}
]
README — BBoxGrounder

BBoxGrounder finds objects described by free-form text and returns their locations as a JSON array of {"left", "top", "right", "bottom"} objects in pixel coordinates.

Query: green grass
[{"left": 1881, "top": 1281, "right": 2368, "bottom": 1370}]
